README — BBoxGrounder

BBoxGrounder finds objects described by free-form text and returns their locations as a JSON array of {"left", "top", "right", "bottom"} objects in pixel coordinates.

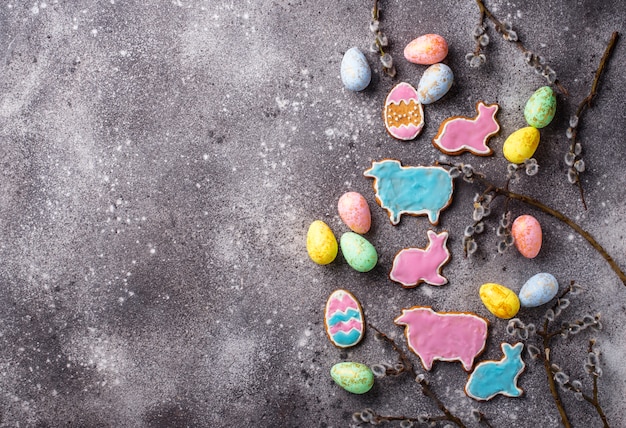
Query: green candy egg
[
  {"left": 330, "top": 362, "right": 374, "bottom": 394},
  {"left": 524, "top": 86, "right": 556, "bottom": 128},
  {"left": 340, "top": 232, "right": 377, "bottom": 272}
]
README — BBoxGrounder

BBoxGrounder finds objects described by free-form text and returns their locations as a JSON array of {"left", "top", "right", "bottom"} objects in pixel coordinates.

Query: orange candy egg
[
  {"left": 511, "top": 215, "right": 542, "bottom": 258},
  {"left": 404, "top": 34, "right": 448, "bottom": 65}
]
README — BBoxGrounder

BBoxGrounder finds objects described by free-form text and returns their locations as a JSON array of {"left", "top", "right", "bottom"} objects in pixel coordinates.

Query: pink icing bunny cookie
[
  {"left": 432, "top": 101, "right": 500, "bottom": 156},
  {"left": 389, "top": 230, "right": 450, "bottom": 288},
  {"left": 395, "top": 307, "right": 489, "bottom": 371}
]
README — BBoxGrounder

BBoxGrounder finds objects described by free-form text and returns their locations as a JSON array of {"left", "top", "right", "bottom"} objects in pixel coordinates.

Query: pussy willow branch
[
  {"left": 535, "top": 288, "right": 572, "bottom": 428},
  {"left": 368, "top": 324, "right": 468, "bottom": 428},
  {"left": 475, "top": 0, "right": 568, "bottom": 95},
  {"left": 569, "top": 32, "right": 619, "bottom": 210},
  {"left": 539, "top": 326, "right": 610, "bottom": 427},
  {"left": 473, "top": 176, "right": 626, "bottom": 286}
]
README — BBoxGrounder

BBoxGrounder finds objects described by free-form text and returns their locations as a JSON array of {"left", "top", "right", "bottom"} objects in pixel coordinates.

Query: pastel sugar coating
[
  {"left": 338, "top": 192, "right": 371, "bottom": 234},
  {"left": 340, "top": 232, "right": 377, "bottom": 272},
  {"left": 389, "top": 230, "right": 450, "bottom": 288},
  {"left": 404, "top": 34, "right": 448, "bottom": 65},
  {"left": 503, "top": 126, "right": 540, "bottom": 164},
  {"left": 340, "top": 47, "right": 371, "bottom": 92},
  {"left": 306, "top": 220, "right": 338, "bottom": 265},
  {"left": 524, "top": 86, "right": 556, "bottom": 128},
  {"left": 330, "top": 362, "right": 374, "bottom": 394},
  {"left": 395, "top": 307, "right": 488, "bottom": 371},
  {"left": 519, "top": 273, "right": 558, "bottom": 307},
  {"left": 511, "top": 215, "right": 542, "bottom": 258},
  {"left": 383, "top": 82, "right": 424, "bottom": 140},
  {"left": 480, "top": 283, "right": 520, "bottom": 319},
  {"left": 417, "top": 63, "right": 453, "bottom": 105},
  {"left": 465, "top": 343, "right": 525, "bottom": 401},
  {"left": 324, "top": 289, "right": 365, "bottom": 348},
  {"left": 364, "top": 160, "right": 454, "bottom": 226},
  {"left": 432, "top": 101, "right": 500, "bottom": 156}
]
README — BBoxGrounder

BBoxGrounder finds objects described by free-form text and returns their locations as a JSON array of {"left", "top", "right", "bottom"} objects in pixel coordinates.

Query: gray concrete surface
[{"left": 0, "top": 0, "right": 624, "bottom": 426}]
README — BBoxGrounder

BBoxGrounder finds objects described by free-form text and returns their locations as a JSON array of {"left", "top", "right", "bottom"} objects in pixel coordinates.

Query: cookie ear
[{"left": 394, "top": 310, "right": 408, "bottom": 325}]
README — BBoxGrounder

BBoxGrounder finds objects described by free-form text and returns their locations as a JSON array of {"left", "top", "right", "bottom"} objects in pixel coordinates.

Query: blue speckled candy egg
[
  {"left": 519, "top": 273, "right": 559, "bottom": 307},
  {"left": 341, "top": 47, "right": 371, "bottom": 92},
  {"left": 417, "top": 63, "right": 453, "bottom": 104}
]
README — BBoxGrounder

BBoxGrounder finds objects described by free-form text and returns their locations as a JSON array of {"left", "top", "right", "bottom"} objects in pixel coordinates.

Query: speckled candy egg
[
  {"left": 524, "top": 86, "right": 556, "bottom": 129},
  {"left": 306, "top": 220, "right": 338, "bottom": 265},
  {"left": 340, "top": 232, "right": 377, "bottom": 272},
  {"left": 502, "top": 126, "right": 540, "bottom": 164},
  {"left": 338, "top": 192, "right": 371, "bottom": 234},
  {"left": 404, "top": 34, "right": 448, "bottom": 65},
  {"left": 417, "top": 63, "right": 453, "bottom": 105},
  {"left": 330, "top": 362, "right": 374, "bottom": 394},
  {"left": 511, "top": 215, "right": 542, "bottom": 259},
  {"left": 480, "top": 283, "right": 520, "bottom": 319},
  {"left": 340, "top": 47, "right": 371, "bottom": 92},
  {"left": 519, "top": 273, "right": 558, "bottom": 307}
]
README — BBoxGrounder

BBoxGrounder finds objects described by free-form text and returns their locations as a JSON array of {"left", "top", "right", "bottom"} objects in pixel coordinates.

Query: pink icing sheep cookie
[
  {"left": 395, "top": 306, "right": 489, "bottom": 371},
  {"left": 389, "top": 230, "right": 450, "bottom": 288},
  {"left": 432, "top": 101, "right": 500, "bottom": 156}
]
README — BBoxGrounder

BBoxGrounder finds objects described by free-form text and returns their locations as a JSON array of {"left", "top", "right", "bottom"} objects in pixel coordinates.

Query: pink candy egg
[
  {"left": 511, "top": 215, "right": 542, "bottom": 258},
  {"left": 404, "top": 34, "right": 448, "bottom": 65},
  {"left": 338, "top": 192, "right": 371, "bottom": 234}
]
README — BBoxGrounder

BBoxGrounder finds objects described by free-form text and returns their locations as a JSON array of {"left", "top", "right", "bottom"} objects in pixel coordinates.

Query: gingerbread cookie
[
  {"left": 390, "top": 230, "right": 450, "bottom": 287},
  {"left": 364, "top": 160, "right": 454, "bottom": 226},
  {"left": 432, "top": 101, "right": 500, "bottom": 156},
  {"left": 383, "top": 82, "right": 424, "bottom": 140},
  {"left": 465, "top": 342, "right": 525, "bottom": 401},
  {"left": 395, "top": 307, "right": 488, "bottom": 371},
  {"left": 324, "top": 289, "right": 365, "bottom": 348}
]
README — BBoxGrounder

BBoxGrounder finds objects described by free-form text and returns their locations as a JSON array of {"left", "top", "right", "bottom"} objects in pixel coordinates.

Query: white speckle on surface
[{"left": 91, "top": 29, "right": 98, "bottom": 37}]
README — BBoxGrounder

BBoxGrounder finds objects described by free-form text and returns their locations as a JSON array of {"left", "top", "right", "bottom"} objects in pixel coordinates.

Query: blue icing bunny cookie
[{"left": 465, "top": 342, "right": 525, "bottom": 401}]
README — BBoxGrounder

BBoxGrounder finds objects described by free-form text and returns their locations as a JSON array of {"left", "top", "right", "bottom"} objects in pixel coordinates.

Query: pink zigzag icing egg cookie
[
  {"left": 395, "top": 307, "right": 488, "bottom": 372},
  {"left": 383, "top": 82, "right": 424, "bottom": 141},
  {"left": 432, "top": 101, "right": 500, "bottom": 156},
  {"left": 389, "top": 230, "right": 450, "bottom": 288},
  {"left": 324, "top": 289, "right": 365, "bottom": 348}
]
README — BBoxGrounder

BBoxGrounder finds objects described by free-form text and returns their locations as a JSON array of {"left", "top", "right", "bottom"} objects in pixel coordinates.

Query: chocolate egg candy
[
  {"left": 340, "top": 232, "right": 377, "bottom": 272},
  {"left": 524, "top": 86, "right": 556, "bottom": 129},
  {"left": 306, "top": 220, "right": 338, "bottom": 265},
  {"left": 330, "top": 362, "right": 374, "bottom": 394},
  {"left": 404, "top": 34, "right": 448, "bottom": 65},
  {"left": 417, "top": 63, "right": 453, "bottom": 105},
  {"left": 511, "top": 215, "right": 542, "bottom": 259},
  {"left": 338, "top": 192, "right": 371, "bottom": 234},
  {"left": 341, "top": 47, "right": 371, "bottom": 92},
  {"left": 519, "top": 273, "right": 558, "bottom": 307},
  {"left": 480, "top": 283, "right": 520, "bottom": 319},
  {"left": 502, "top": 126, "right": 540, "bottom": 164}
]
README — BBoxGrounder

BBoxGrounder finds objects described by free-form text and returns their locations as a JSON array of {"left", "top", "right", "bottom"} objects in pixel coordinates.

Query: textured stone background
[{"left": 0, "top": 1, "right": 624, "bottom": 427}]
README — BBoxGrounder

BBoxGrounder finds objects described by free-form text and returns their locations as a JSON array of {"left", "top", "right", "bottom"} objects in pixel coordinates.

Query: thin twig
[
  {"left": 535, "top": 287, "right": 574, "bottom": 428},
  {"left": 568, "top": 32, "right": 619, "bottom": 210},
  {"left": 368, "top": 324, "right": 468, "bottom": 428},
  {"left": 473, "top": 177, "right": 626, "bottom": 286},
  {"left": 475, "top": 0, "right": 568, "bottom": 95}
]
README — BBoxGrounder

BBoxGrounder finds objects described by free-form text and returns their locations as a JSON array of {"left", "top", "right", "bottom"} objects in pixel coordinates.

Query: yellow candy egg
[
  {"left": 480, "top": 283, "right": 520, "bottom": 319},
  {"left": 306, "top": 220, "right": 338, "bottom": 265},
  {"left": 502, "top": 126, "right": 540, "bottom": 164}
]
